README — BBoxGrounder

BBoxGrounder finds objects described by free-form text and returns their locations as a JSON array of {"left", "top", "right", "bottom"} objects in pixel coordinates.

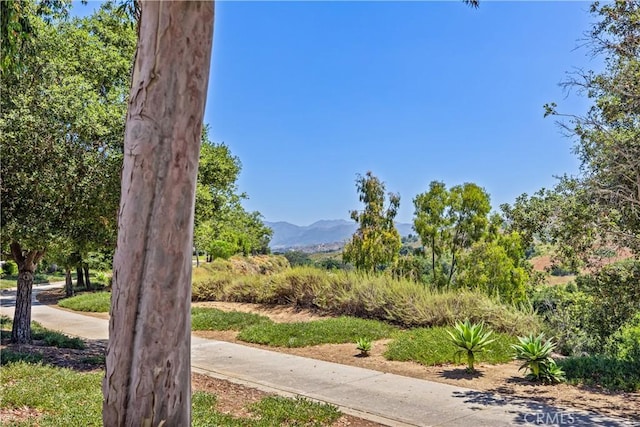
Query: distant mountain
[{"left": 266, "top": 219, "right": 414, "bottom": 251}]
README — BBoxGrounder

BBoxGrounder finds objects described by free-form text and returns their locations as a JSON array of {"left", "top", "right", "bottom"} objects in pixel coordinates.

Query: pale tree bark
[
  {"left": 102, "top": 2, "right": 215, "bottom": 426},
  {"left": 10, "top": 242, "right": 45, "bottom": 344}
]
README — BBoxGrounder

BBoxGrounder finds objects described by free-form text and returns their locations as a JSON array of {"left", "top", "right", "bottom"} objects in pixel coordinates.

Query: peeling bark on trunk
[
  {"left": 9, "top": 242, "right": 44, "bottom": 344},
  {"left": 102, "top": 2, "right": 215, "bottom": 426}
]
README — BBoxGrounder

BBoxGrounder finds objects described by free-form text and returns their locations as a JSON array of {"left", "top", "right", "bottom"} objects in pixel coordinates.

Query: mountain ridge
[{"left": 266, "top": 219, "right": 413, "bottom": 251}]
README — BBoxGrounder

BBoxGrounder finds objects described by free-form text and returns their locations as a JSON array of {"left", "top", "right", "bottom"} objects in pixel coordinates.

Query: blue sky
[{"left": 76, "top": 1, "right": 599, "bottom": 225}]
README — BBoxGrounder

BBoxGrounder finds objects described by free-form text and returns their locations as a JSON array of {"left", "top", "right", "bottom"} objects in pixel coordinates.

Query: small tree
[
  {"left": 413, "top": 181, "right": 491, "bottom": 285},
  {"left": 343, "top": 172, "right": 401, "bottom": 272}
]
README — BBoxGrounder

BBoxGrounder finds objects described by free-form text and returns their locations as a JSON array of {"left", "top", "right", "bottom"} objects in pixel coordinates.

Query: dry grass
[{"left": 192, "top": 266, "right": 540, "bottom": 335}]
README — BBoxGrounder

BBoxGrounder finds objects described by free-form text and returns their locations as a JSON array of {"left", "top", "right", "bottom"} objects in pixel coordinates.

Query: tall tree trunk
[
  {"left": 76, "top": 265, "right": 85, "bottom": 289},
  {"left": 84, "top": 265, "right": 92, "bottom": 291},
  {"left": 431, "top": 236, "right": 436, "bottom": 283},
  {"left": 102, "top": 2, "right": 215, "bottom": 426},
  {"left": 10, "top": 242, "right": 44, "bottom": 344},
  {"left": 448, "top": 252, "right": 457, "bottom": 286},
  {"left": 65, "top": 268, "right": 74, "bottom": 297}
]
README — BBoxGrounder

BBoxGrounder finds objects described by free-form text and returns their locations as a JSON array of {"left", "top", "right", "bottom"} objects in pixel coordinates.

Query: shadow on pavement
[{"left": 452, "top": 389, "right": 635, "bottom": 426}]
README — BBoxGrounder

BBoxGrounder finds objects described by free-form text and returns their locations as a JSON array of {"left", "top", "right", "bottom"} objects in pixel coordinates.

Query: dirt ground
[
  {"left": 193, "top": 301, "right": 640, "bottom": 422},
  {"left": 5, "top": 291, "right": 638, "bottom": 424}
]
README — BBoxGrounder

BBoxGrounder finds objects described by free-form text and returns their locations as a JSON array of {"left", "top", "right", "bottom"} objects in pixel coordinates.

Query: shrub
[
  {"left": 560, "top": 355, "right": 640, "bottom": 392},
  {"left": 530, "top": 284, "right": 596, "bottom": 356},
  {"left": 512, "top": 333, "right": 564, "bottom": 383},
  {"left": 32, "top": 323, "right": 85, "bottom": 349},
  {"left": 356, "top": 337, "right": 372, "bottom": 356},
  {"left": 576, "top": 259, "right": 640, "bottom": 348},
  {"left": 2, "top": 260, "right": 17, "bottom": 276},
  {"left": 0, "top": 350, "right": 43, "bottom": 365},
  {"left": 456, "top": 238, "right": 529, "bottom": 305},
  {"left": 447, "top": 320, "right": 496, "bottom": 372},
  {"left": 606, "top": 312, "right": 640, "bottom": 363},
  {"left": 282, "top": 251, "right": 312, "bottom": 267},
  {"left": 391, "top": 255, "right": 431, "bottom": 284}
]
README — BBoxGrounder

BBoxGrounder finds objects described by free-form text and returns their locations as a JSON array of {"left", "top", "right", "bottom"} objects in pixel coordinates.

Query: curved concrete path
[{"left": 0, "top": 284, "right": 636, "bottom": 427}]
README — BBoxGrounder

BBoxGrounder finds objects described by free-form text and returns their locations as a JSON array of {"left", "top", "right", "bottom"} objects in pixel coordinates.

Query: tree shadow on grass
[{"left": 0, "top": 337, "right": 107, "bottom": 372}]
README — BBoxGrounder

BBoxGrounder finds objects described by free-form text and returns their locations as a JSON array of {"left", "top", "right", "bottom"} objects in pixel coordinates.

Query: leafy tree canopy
[
  {"left": 532, "top": 0, "right": 640, "bottom": 266},
  {"left": 343, "top": 171, "right": 401, "bottom": 272}
]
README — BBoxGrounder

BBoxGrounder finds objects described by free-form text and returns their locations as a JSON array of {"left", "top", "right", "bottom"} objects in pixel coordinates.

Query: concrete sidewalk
[{"left": 0, "top": 285, "right": 635, "bottom": 427}]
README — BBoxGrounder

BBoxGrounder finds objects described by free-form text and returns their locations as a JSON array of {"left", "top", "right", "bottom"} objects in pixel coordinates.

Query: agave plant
[
  {"left": 356, "top": 337, "right": 372, "bottom": 357},
  {"left": 447, "top": 320, "right": 496, "bottom": 372},
  {"left": 512, "top": 333, "right": 565, "bottom": 383}
]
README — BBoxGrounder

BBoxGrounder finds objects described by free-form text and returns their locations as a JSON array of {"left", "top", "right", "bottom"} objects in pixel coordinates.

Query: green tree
[
  {"left": 193, "top": 128, "right": 272, "bottom": 262},
  {"left": 343, "top": 172, "right": 401, "bottom": 272},
  {"left": 413, "top": 182, "right": 491, "bottom": 285},
  {"left": 0, "top": 2, "right": 135, "bottom": 343},
  {"left": 543, "top": 0, "right": 640, "bottom": 257},
  {"left": 413, "top": 181, "right": 450, "bottom": 282},
  {"left": 457, "top": 232, "right": 529, "bottom": 304},
  {"left": 501, "top": 179, "right": 604, "bottom": 272}
]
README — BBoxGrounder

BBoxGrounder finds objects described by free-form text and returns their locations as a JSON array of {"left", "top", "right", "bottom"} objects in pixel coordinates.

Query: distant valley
[{"left": 266, "top": 219, "right": 413, "bottom": 252}]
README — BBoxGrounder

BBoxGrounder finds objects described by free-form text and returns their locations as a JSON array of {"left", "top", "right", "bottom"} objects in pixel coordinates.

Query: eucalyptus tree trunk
[
  {"left": 10, "top": 242, "right": 44, "bottom": 344},
  {"left": 102, "top": 2, "right": 215, "bottom": 426}
]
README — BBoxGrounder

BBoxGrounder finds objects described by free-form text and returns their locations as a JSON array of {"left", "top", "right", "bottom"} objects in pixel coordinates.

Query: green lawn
[
  {"left": 384, "top": 326, "right": 517, "bottom": 366},
  {"left": 58, "top": 292, "right": 111, "bottom": 313},
  {"left": 0, "top": 273, "right": 61, "bottom": 289},
  {"left": 191, "top": 307, "right": 272, "bottom": 331},
  {"left": 1, "top": 316, "right": 85, "bottom": 351},
  {"left": 237, "top": 316, "right": 397, "bottom": 348},
  {"left": 1, "top": 362, "right": 342, "bottom": 426}
]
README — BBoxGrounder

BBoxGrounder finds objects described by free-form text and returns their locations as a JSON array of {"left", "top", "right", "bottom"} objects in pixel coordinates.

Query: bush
[
  {"left": 0, "top": 350, "right": 43, "bottom": 365},
  {"left": 606, "top": 312, "right": 640, "bottom": 363},
  {"left": 2, "top": 260, "right": 17, "bottom": 276},
  {"left": 32, "top": 323, "right": 85, "bottom": 349},
  {"left": 576, "top": 259, "right": 640, "bottom": 349},
  {"left": 512, "top": 333, "right": 564, "bottom": 383},
  {"left": 317, "top": 257, "right": 351, "bottom": 271},
  {"left": 530, "top": 284, "right": 596, "bottom": 356},
  {"left": 447, "top": 320, "right": 496, "bottom": 372},
  {"left": 282, "top": 251, "right": 312, "bottom": 267},
  {"left": 391, "top": 255, "right": 431, "bottom": 284},
  {"left": 456, "top": 238, "right": 529, "bottom": 305},
  {"left": 560, "top": 355, "right": 640, "bottom": 392}
]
